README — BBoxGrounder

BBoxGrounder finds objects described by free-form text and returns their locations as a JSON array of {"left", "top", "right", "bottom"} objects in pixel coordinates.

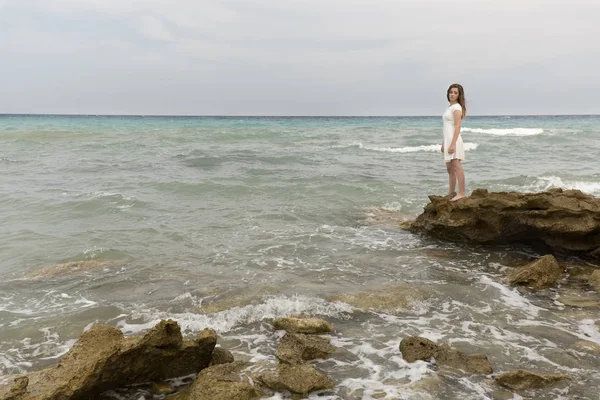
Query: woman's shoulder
[{"left": 450, "top": 103, "right": 462, "bottom": 111}]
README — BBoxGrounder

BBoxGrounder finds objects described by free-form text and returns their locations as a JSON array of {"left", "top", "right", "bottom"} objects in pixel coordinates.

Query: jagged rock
[
  {"left": 183, "top": 362, "right": 261, "bottom": 400},
  {"left": 3, "top": 377, "right": 28, "bottom": 400},
  {"left": 399, "top": 336, "right": 492, "bottom": 375},
  {"left": 273, "top": 316, "right": 334, "bottom": 334},
  {"left": 506, "top": 255, "right": 563, "bottom": 290},
  {"left": 399, "top": 336, "right": 439, "bottom": 362},
  {"left": 276, "top": 333, "right": 336, "bottom": 364},
  {"left": 572, "top": 340, "right": 600, "bottom": 354},
  {"left": 589, "top": 270, "right": 600, "bottom": 290},
  {"left": 408, "top": 189, "right": 600, "bottom": 258},
  {"left": 0, "top": 320, "right": 216, "bottom": 400},
  {"left": 260, "top": 363, "right": 335, "bottom": 395},
  {"left": 494, "top": 370, "right": 568, "bottom": 390},
  {"left": 210, "top": 347, "right": 235, "bottom": 366}
]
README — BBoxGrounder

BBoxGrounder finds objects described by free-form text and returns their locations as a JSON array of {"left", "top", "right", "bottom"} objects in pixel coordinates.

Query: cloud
[{"left": 0, "top": 0, "right": 599, "bottom": 114}]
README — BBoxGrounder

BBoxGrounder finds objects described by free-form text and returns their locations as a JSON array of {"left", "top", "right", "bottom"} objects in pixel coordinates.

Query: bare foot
[
  {"left": 450, "top": 193, "right": 467, "bottom": 202},
  {"left": 444, "top": 192, "right": 457, "bottom": 200}
]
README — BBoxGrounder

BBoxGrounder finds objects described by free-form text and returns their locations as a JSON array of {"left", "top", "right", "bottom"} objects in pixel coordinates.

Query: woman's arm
[{"left": 448, "top": 109, "right": 462, "bottom": 153}]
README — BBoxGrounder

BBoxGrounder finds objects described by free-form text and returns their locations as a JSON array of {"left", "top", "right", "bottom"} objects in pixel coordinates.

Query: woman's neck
[{"left": 449, "top": 100, "right": 458, "bottom": 105}]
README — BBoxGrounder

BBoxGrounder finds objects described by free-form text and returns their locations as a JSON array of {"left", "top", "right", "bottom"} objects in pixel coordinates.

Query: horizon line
[{"left": 1, "top": 113, "right": 599, "bottom": 118}]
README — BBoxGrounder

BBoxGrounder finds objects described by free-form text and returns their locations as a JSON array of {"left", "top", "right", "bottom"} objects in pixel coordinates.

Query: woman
[{"left": 440, "top": 83, "right": 467, "bottom": 201}]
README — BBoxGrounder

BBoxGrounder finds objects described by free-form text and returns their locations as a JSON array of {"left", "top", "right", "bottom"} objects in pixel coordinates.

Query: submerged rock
[
  {"left": 572, "top": 340, "right": 600, "bottom": 354},
  {"left": 276, "top": 333, "right": 336, "bottom": 364},
  {"left": 506, "top": 254, "right": 563, "bottom": 290},
  {"left": 494, "top": 370, "right": 568, "bottom": 390},
  {"left": 25, "top": 259, "right": 125, "bottom": 280},
  {"left": 0, "top": 320, "right": 216, "bottom": 400},
  {"left": 557, "top": 295, "right": 600, "bottom": 308},
  {"left": 399, "top": 336, "right": 493, "bottom": 375},
  {"left": 408, "top": 188, "right": 600, "bottom": 258},
  {"left": 328, "top": 284, "right": 432, "bottom": 314},
  {"left": 435, "top": 346, "right": 493, "bottom": 374},
  {"left": 589, "top": 270, "right": 600, "bottom": 290},
  {"left": 273, "top": 315, "right": 334, "bottom": 334},
  {"left": 260, "top": 363, "right": 335, "bottom": 395}
]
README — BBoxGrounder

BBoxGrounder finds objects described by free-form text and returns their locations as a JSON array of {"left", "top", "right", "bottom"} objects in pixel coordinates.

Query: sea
[{"left": 0, "top": 114, "right": 599, "bottom": 399}]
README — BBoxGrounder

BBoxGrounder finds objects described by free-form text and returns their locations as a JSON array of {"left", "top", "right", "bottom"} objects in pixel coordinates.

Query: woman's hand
[
  {"left": 448, "top": 144, "right": 455, "bottom": 154},
  {"left": 440, "top": 144, "right": 444, "bottom": 153}
]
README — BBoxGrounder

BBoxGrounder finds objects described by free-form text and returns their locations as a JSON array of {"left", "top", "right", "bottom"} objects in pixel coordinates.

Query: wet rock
[
  {"left": 210, "top": 347, "right": 235, "bottom": 366},
  {"left": 25, "top": 259, "right": 125, "bottom": 280},
  {"left": 2, "top": 376, "right": 28, "bottom": 400},
  {"left": 0, "top": 320, "right": 216, "bottom": 400},
  {"left": 557, "top": 295, "right": 600, "bottom": 308},
  {"left": 276, "top": 333, "right": 336, "bottom": 364},
  {"left": 572, "top": 340, "right": 600, "bottom": 354},
  {"left": 152, "top": 381, "right": 175, "bottom": 395},
  {"left": 399, "top": 336, "right": 439, "bottom": 362},
  {"left": 260, "top": 363, "right": 335, "bottom": 395},
  {"left": 435, "top": 346, "right": 493, "bottom": 374},
  {"left": 589, "top": 270, "right": 600, "bottom": 290},
  {"left": 273, "top": 316, "right": 334, "bottom": 334},
  {"left": 507, "top": 255, "right": 563, "bottom": 290},
  {"left": 328, "top": 284, "right": 431, "bottom": 314},
  {"left": 408, "top": 189, "right": 600, "bottom": 258},
  {"left": 184, "top": 362, "right": 261, "bottom": 400},
  {"left": 399, "top": 336, "right": 492, "bottom": 375},
  {"left": 494, "top": 370, "right": 568, "bottom": 390}
]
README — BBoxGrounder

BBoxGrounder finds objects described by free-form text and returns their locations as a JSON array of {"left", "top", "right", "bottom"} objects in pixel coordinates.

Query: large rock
[
  {"left": 408, "top": 189, "right": 600, "bottom": 258},
  {"left": 506, "top": 255, "right": 563, "bottom": 290},
  {"left": 494, "top": 370, "right": 568, "bottom": 390},
  {"left": 276, "top": 333, "right": 336, "bottom": 364},
  {"left": 0, "top": 320, "right": 216, "bottom": 400},
  {"left": 273, "top": 316, "right": 334, "bottom": 334},
  {"left": 182, "top": 362, "right": 261, "bottom": 400},
  {"left": 399, "top": 336, "right": 439, "bottom": 362},
  {"left": 260, "top": 363, "right": 335, "bottom": 395},
  {"left": 399, "top": 336, "right": 492, "bottom": 375}
]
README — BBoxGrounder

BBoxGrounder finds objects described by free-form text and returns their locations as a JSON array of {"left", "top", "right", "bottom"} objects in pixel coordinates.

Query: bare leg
[
  {"left": 450, "top": 159, "right": 466, "bottom": 201},
  {"left": 446, "top": 162, "right": 456, "bottom": 195}
]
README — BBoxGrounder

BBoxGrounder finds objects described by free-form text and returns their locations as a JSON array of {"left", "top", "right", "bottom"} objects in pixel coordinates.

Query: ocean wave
[
  {"left": 461, "top": 127, "right": 543, "bottom": 136},
  {"left": 336, "top": 142, "right": 478, "bottom": 153},
  {"left": 528, "top": 176, "right": 600, "bottom": 195}
]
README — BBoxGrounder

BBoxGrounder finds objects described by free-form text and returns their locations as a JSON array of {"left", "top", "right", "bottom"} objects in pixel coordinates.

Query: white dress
[{"left": 442, "top": 103, "right": 465, "bottom": 162}]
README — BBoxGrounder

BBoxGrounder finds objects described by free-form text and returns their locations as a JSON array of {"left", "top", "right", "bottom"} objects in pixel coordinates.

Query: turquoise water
[{"left": 1, "top": 115, "right": 599, "bottom": 399}]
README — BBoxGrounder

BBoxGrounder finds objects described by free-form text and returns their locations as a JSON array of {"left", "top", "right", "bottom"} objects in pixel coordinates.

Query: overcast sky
[{"left": 1, "top": 0, "right": 599, "bottom": 116}]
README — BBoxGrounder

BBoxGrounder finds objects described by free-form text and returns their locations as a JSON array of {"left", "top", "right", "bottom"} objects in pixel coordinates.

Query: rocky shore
[
  {"left": 0, "top": 315, "right": 573, "bottom": 400},
  {"left": 2, "top": 189, "right": 599, "bottom": 399}
]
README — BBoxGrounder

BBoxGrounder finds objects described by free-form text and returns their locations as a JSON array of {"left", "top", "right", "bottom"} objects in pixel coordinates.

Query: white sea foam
[
  {"left": 527, "top": 176, "right": 600, "bottom": 196},
  {"left": 116, "top": 294, "right": 354, "bottom": 335},
  {"left": 461, "top": 127, "right": 543, "bottom": 136},
  {"left": 364, "top": 143, "right": 478, "bottom": 153},
  {"left": 478, "top": 276, "right": 544, "bottom": 317},
  {"left": 332, "top": 142, "right": 478, "bottom": 153}
]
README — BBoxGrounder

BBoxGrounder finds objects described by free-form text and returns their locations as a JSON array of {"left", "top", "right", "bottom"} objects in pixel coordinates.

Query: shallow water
[{"left": 1, "top": 115, "right": 599, "bottom": 399}]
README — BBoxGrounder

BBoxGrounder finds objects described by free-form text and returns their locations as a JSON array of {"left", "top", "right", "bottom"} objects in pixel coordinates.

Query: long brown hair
[{"left": 446, "top": 83, "right": 467, "bottom": 119}]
